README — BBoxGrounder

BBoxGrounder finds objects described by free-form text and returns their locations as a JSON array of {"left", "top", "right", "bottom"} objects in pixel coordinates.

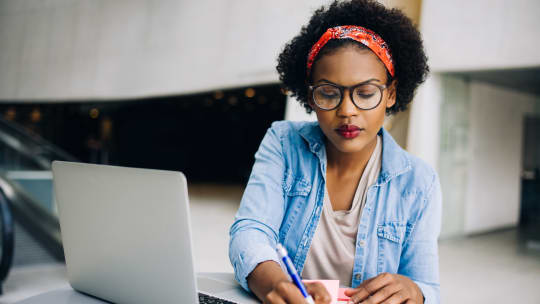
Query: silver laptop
[{"left": 52, "top": 161, "right": 255, "bottom": 304}]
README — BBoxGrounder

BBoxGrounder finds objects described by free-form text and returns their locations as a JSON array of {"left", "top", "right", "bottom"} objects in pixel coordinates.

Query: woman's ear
[
  {"left": 306, "top": 85, "right": 316, "bottom": 110},
  {"left": 385, "top": 79, "right": 398, "bottom": 109},
  {"left": 307, "top": 97, "right": 315, "bottom": 110}
]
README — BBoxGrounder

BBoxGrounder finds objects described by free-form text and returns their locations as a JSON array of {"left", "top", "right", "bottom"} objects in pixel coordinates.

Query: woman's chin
[{"left": 329, "top": 138, "right": 372, "bottom": 154}]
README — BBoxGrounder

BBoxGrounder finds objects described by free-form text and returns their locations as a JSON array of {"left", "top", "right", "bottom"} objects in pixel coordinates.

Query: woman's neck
[{"left": 326, "top": 135, "right": 378, "bottom": 177}]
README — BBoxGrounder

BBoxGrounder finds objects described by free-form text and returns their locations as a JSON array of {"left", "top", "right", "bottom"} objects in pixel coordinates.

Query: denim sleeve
[
  {"left": 229, "top": 123, "right": 288, "bottom": 292},
  {"left": 398, "top": 173, "right": 442, "bottom": 304}
]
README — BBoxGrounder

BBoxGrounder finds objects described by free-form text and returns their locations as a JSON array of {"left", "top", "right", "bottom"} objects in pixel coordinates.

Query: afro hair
[{"left": 276, "top": 0, "right": 429, "bottom": 114}]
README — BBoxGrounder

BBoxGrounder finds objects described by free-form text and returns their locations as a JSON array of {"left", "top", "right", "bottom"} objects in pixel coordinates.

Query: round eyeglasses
[{"left": 309, "top": 82, "right": 387, "bottom": 111}]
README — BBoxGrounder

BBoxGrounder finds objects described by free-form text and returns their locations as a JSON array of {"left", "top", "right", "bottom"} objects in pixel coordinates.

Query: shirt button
[
  {"left": 359, "top": 240, "right": 366, "bottom": 247},
  {"left": 355, "top": 273, "right": 362, "bottom": 281}
]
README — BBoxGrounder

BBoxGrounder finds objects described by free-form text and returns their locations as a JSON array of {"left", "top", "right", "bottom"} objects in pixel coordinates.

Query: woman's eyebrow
[{"left": 314, "top": 78, "right": 381, "bottom": 85}]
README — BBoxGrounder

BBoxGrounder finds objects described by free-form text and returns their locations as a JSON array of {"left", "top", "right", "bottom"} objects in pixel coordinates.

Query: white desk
[{"left": 15, "top": 273, "right": 259, "bottom": 304}]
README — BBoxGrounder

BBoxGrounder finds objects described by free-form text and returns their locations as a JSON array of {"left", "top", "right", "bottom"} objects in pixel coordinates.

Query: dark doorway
[{"left": 520, "top": 116, "right": 540, "bottom": 241}]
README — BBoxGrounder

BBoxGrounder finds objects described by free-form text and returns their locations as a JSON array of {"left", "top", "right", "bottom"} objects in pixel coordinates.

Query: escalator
[{"left": 0, "top": 117, "right": 78, "bottom": 294}]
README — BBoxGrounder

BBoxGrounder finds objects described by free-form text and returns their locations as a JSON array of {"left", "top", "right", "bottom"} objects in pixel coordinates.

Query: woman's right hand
[
  {"left": 263, "top": 280, "right": 332, "bottom": 304},
  {"left": 248, "top": 261, "right": 331, "bottom": 304}
]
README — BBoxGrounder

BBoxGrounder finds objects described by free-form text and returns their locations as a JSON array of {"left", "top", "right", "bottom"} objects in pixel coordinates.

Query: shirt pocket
[
  {"left": 376, "top": 222, "right": 406, "bottom": 273},
  {"left": 283, "top": 173, "right": 311, "bottom": 197}
]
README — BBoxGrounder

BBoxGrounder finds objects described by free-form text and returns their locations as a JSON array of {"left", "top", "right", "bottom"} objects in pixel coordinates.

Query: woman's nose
[{"left": 336, "top": 89, "right": 359, "bottom": 117}]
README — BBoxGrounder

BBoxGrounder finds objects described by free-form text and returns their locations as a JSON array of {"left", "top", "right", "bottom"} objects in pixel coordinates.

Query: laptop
[{"left": 52, "top": 161, "right": 257, "bottom": 304}]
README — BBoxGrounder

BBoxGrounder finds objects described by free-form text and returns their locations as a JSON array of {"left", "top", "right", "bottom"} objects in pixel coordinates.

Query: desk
[{"left": 15, "top": 273, "right": 259, "bottom": 304}]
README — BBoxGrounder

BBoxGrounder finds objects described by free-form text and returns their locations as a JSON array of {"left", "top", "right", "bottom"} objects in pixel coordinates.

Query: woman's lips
[{"left": 335, "top": 124, "right": 363, "bottom": 139}]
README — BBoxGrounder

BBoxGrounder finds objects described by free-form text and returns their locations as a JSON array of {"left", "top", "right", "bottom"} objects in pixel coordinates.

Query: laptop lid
[{"left": 52, "top": 161, "right": 199, "bottom": 304}]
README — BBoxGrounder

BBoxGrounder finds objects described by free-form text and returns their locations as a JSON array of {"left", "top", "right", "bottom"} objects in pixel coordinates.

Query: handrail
[
  {"left": 0, "top": 175, "right": 63, "bottom": 261},
  {"left": 0, "top": 117, "right": 77, "bottom": 170},
  {"left": 0, "top": 188, "right": 14, "bottom": 295},
  {"left": 0, "top": 116, "right": 71, "bottom": 291}
]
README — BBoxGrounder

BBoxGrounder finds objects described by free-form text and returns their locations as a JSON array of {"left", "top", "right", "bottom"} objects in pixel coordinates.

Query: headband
[{"left": 306, "top": 25, "right": 395, "bottom": 77}]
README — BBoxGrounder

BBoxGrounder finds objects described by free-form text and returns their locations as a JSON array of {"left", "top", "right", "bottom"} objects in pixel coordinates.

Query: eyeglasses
[{"left": 309, "top": 82, "right": 387, "bottom": 111}]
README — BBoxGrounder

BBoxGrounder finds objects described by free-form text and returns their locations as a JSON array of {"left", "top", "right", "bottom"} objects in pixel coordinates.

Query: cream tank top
[{"left": 301, "top": 135, "right": 382, "bottom": 287}]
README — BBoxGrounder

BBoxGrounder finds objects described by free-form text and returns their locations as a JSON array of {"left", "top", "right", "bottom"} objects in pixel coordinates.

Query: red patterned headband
[{"left": 306, "top": 25, "right": 395, "bottom": 77}]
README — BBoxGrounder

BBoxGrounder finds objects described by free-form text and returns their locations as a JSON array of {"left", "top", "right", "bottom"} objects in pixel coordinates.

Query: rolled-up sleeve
[
  {"left": 229, "top": 122, "right": 288, "bottom": 291},
  {"left": 398, "top": 173, "right": 442, "bottom": 304}
]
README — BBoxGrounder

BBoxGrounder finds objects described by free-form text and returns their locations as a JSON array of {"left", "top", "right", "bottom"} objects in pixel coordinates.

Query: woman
[{"left": 229, "top": 1, "right": 440, "bottom": 303}]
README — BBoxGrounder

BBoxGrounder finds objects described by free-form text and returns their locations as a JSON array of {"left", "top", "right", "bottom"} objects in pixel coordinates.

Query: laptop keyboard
[{"left": 198, "top": 292, "right": 237, "bottom": 304}]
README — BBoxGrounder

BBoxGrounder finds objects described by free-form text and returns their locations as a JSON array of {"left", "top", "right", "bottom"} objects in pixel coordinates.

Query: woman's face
[{"left": 310, "top": 46, "right": 396, "bottom": 155}]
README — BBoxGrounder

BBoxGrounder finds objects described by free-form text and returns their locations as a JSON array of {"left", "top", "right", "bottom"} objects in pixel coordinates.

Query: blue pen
[{"left": 276, "top": 243, "right": 315, "bottom": 304}]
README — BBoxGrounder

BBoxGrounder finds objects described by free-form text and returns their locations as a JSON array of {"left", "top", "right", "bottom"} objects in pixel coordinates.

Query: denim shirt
[{"left": 229, "top": 121, "right": 442, "bottom": 304}]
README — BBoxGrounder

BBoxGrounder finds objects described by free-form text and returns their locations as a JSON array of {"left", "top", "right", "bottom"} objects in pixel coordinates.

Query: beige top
[{"left": 301, "top": 135, "right": 382, "bottom": 287}]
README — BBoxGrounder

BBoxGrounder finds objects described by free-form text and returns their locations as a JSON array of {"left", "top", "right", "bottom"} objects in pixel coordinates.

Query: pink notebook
[{"left": 303, "top": 280, "right": 350, "bottom": 304}]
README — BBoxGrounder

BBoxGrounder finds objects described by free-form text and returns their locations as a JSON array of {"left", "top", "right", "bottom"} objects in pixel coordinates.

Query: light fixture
[
  {"left": 5, "top": 107, "right": 16, "bottom": 120},
  {"left": 30, "top": 108, "right": 41, "bottom": 123},
  {"left": 213, "top": 91, "right": 224, "bottom": 100},
  {"left": 244, "top": 88, "right": 256, "bottom": 98},
  {"left": 89, "top": 108, "right": 99, "bottom": 119}
]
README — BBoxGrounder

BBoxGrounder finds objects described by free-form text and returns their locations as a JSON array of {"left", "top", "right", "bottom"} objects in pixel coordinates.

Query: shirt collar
[
  {"left": 376, "top": 127, "right": 411, "bottom": 185},
  {"left": 298, "top": 121, "right": 411, "bottom": 185}
]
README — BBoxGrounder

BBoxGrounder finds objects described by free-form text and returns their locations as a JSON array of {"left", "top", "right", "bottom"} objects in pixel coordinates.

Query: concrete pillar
[{"left": 380, "top": 0, "right": 423, "bottom": 149}]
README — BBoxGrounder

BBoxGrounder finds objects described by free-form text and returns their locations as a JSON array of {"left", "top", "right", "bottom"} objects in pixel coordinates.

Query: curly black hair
[{"left": 276, "top": 0, "right": 429, "bottom": 114}]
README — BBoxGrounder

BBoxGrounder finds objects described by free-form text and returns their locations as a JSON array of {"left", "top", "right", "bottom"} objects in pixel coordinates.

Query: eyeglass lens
[{"left": 312, "top": 84, "right": 381, "bottom": 110}]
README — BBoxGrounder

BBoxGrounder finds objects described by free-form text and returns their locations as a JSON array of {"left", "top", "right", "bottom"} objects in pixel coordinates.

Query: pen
[{"left": 276, "top": 243, "right": 315, "bottom": 304}]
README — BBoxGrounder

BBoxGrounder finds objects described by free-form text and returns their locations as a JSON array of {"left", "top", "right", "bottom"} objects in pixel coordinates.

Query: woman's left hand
[{"left": 344, "top": 273, "right": 424, "bottom": 304}]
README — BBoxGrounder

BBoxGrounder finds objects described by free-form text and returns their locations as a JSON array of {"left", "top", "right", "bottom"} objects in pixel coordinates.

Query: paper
[
  {"left": 303, "top": 280, "right": 351, "bottom": 304},
  {"left": 303, "top": 280, "right": 338, "bottom": 304},
  {"left": 338, "top": 287, "right": 351, "bottom": 303},
  {"left": 303, "top": 280, "right": 339, "bottom": 304}
]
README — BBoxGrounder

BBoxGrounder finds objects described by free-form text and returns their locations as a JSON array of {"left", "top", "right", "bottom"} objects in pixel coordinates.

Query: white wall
[
  {"left": 419, "top": 0, "right": 540, "bottom": 236},
  {"left": 465, "top": 81, "right": 540, "bottom": 234},
  {"left": 435, "top": 75, "right": 470, "bottom": 238},
  {"left": 421, "top": 0, "right": 540, "bottom": 72},
  {"left": 407, "top": 74, "right": 442, "bottom": 170},
  {"left": 0, "top": 0, "right": 329, "bottom": 101},
  {"left": 284, "top": 96, "right": 316, "bottom": 122}
]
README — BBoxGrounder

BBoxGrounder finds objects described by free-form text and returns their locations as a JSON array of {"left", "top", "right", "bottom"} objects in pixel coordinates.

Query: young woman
[{"left": 229, "top": 1, "right": 440, "bottom": 303}]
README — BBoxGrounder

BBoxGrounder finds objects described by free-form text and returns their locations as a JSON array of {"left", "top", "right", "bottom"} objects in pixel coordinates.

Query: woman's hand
[
  {"left": 344, "top": 273, "right": 424, "bottom": 304},
  {"left": 263, "top": 280, "right": 332, "bottom": 304},
  {"left": 248, "top": 261, "right": 332, "bottom": 304}
]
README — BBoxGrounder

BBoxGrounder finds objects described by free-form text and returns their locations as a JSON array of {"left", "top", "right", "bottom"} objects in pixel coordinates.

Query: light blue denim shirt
[{"left": 229, "top": 121, "right": 442, "bottom": 304}]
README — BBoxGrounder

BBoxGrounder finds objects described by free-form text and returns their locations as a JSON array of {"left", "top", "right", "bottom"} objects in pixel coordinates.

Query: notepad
[{"left": 303, "top": 280, "right": 350, "bottom": 304}]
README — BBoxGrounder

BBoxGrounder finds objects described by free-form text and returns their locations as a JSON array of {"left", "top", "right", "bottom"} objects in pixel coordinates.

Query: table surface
[{"left": 15, "top": 272, "right": 259, "bottom": 304}]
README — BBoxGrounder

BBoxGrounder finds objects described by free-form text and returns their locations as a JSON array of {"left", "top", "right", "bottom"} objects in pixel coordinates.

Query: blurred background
[{"left": 0, "top": 0, "right": 539, "bottom": 303}]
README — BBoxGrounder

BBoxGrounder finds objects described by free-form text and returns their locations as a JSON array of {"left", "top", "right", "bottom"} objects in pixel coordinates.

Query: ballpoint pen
[{"left": 276, "top": 243, "right": 315, "bottom": 304}]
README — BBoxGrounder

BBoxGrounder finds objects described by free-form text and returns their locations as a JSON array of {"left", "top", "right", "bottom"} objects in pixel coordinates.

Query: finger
[
  {"left": 379, "top": 292, "right": 407, "bottom": 304},
  {"left": 344, "top": 277, "right": 376, "bottom": 296},
  {"left": 349, "top": 273, "right": 395, "bottom": 303},
  {"left": 343, "top": 288, "right": 355, "bottom": 297},
  {"left": 273, "top": 280, "right": 306, "bottom": 304},
  {"left": 305, "top": 282, "right": 332, "bottom": 304},
  {"left": 361, "top": 284, "right": 400, "bottom": 304},
  {"left": 264, "top": 290, "right": 287, "bottom": 304}
]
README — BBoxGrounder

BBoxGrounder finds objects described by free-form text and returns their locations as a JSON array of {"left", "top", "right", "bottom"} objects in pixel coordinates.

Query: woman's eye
[
  {"left": 321, "top": 91, "right": 338, "bottom": 97},
  {"left": 355, "top": 86, "right": 377, "bottom": 98},
  {"left": 356, "top": 91, "right": 375, "bottom": 98},
  {"left": 316, "top": 87, "right": 339, "bottom": 99}
]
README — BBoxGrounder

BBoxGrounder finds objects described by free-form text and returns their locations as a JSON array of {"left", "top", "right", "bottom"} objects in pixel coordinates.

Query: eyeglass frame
[{"left": 308, "top": 81, "right": 388, "bottom": 111}]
